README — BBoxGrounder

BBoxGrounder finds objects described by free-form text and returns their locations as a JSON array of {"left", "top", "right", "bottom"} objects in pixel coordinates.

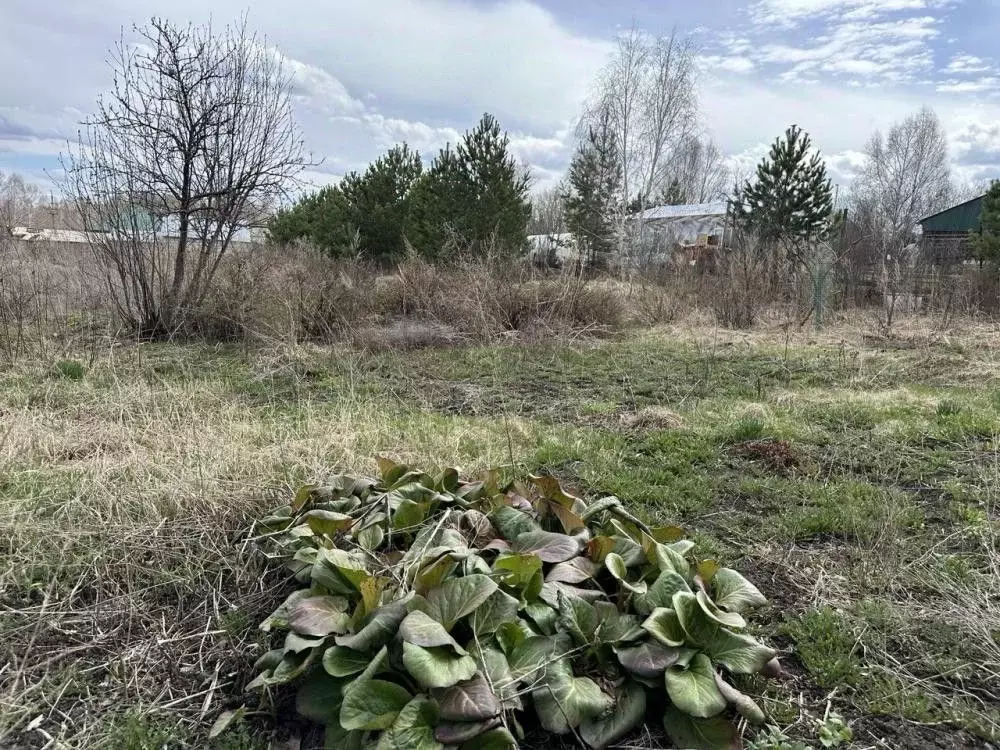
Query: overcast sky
[{"left": 2, "top": 0, "right": 999, "bottom": 197}]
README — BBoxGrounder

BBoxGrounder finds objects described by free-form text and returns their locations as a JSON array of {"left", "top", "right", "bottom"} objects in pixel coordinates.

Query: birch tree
[{"left": 851, "top": 107, "right": 952, "bottom": 253}]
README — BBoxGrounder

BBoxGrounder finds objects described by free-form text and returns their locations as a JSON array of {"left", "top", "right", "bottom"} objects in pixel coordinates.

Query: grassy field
[{"left": 1, "top": 318, "right": 999, "bottom": 748}]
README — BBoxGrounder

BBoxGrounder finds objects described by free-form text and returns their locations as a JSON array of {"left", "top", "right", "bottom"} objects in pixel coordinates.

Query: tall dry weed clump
[
  {"left": 709, "top": 237, "right": 772, "bottom": 329},
  {"left": 376, "top": 253, "right": 626, "bottom": 341},
  {"left": 0, "top": 239, "right": 115, "bottom": 362},
  {"left": 199, "top": 245, "right": 628, "bottom": 347}
]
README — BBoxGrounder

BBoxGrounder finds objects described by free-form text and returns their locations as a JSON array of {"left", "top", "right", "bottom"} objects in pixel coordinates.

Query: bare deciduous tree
[
  {"left": 0, "top": 171, "right": 41, "bottom": 233},
  {"left": 528, "top": 184, "right": 566, "bottom": 236},
  {"left": 63, "top": 17, "right": 306, "bottom": 337},
  {"left": 851, "top": 107, "right": 952, "bottom": 254},
  {"left": 585, "top": 27, "right": 698, "bottom": 211},
  {"left": 659, "top": 135, "right": 729, "bottom": 204}
]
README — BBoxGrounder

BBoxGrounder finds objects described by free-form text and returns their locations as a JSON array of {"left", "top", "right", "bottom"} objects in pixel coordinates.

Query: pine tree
[
  {"left": 268, "top": 144, "right": 421, "bottom": 260},
  {"left": 408, "top": 113, "right": 531, "bottom": 257},
  {"left": 563, "top": 113, "right": 622, "bottom": 267},
  {"left": 457, "top": 113, "right": 531, "bottom": 254},
  {"left": 733, "top": 125, "right": 834, "bottom": 245},
  {"left": 268, "top": 185, "right": 355, "bottom": 255},
  {"left": 340, "top": 144, "right": 422, "bottom": 261},
  {"left": 973, "top": 180, "right": 1000, "bottom": 265},
  {"left": 405, "top": 144, "right": 468, "bottom": 259}
]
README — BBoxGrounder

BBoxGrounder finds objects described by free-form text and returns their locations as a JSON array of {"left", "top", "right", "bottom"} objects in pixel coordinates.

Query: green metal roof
[{"left": 919, "top": 195, "right": 986, "bottom": 233}]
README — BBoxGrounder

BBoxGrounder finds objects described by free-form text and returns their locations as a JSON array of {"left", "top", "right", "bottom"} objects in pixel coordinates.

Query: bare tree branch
[{"left": 61, "top": 16, "right": 307, "bottom": 337}]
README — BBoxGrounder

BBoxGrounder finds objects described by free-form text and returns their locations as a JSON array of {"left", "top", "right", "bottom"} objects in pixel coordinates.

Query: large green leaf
[
  {"left": 580, "top": 680, "right": 646, "bottom": 749},
  {"left": 642, "top": 608, "right": 686, "bottom": 647},
  {"left": 260, "top": 589, "right": 312, "bottom": 632},
  {"left": 437, "top": 673, "right": 501, "bottom": 721},
  {"left": 594, "top": 602, "right": 645, "bottom": 643},
  {"left": 610, "top": 535, "right": 646, "bottom": 567},
  {"left": 402, "top": 642, "right": 478, "bottom": 688},
  {"left": 715, "top": 673, "right": 766, "bottom": 725},
  {"left": 533, "top": 665, "right": 614, "bottom": 735},
  {"left": 539, "top": 582, "right": 604, "bottom": 608},
  {"left": 413, "top": 553, "right": 460, "bottom": 594},
  {"left": 493, "top": 553, "right": 544, "bottom": 601},
  {"left": 284, "top": 631, "right": 325, "bottom": 654},
  {"left": 289, "top": 596, "right": 350, "bottom": 637},
  {"left": 376, "top": 456, "right": 408, "bottom": 484},
  {"left": 490, "top": 506, "right": 540, "bottom": 540},
  {"left": 662, "top": 706, "right": 741, "bottom": 750},
  {"left": 557, "top": 591, "right": 599, "bottom": 646},
  {"left": 435, "top": 721, "right": 500, "bottom": 745},
  {"left": 508, "top": 634, "right": 574, "bottom": 682},
  {"left": 697, "top": 590, "right": 746, "bottom": 630},
  {"left": 654, "top": 543, "right": 690, "bottom": 577},
  {"left": 393, "top": 499, "right": 430, "bottom": 530},
  {"left": 336, "top": 597, "right": 411, "bottom": 651},
  {"left": 605, "top": 553, "right": 647, "bottom": 594},
  {"left": 459, "top": 728, "right": 518, "bottom": 750},
  {"left": 546, "top": 557, "right": 599, "bottom": 584},
  {"left": 638, "top": 570, "right": 692, "bottom": 614},
  {"left": 513, "top": 531, "right": 580, "bottom": 563},
  {"left": 585, "top": 536, "right": 616, "bottom": 563},
  {"left": 358, "top": 523, "right": 385, "bottom": 552},
  {"left": 312, "top": 547, "right": 369, "bottom": 594},
  {"left": 704, "top": 628, "right": 777, "bottom": 674},
  {"left": 322, "top": 646, "right": 371, "bottom": 678},
  {"left": 375, "top": 696, "right": 443, "bottom": 750},
  {"left": 615, "top": 639, "right": 684, "bottom": 679},
  {"left": 295, "top": 670, "right": 345, "bottom": 724},
  {"left": 524, "top": 602, "right": 558, "bottom": 635},
  {"left": 424, "top": 574, "right": 499, "bottom": 630},
  {"left": 673, "top": 591, "right": 720, "bottom": 646},
  {"left": 400, "top": 610, "right": 465, "bottom": 650},
  {"left": 468, "top": 644, "right": 523, "bottom": 710},
  {"left": 713, "top": 568, "right": 767, "bottom": 613},
  {"left": 304, "top": 509, "right": 353, "bottom": 536},
  {"left": 664, "top": 653, "right": 727, "bottom": 718},
  {"left": 340, "top": 679, "right": 413, "bottom": 730},
  {"left": 469, "top": 589, "right": 521, "bottom": 637},
  {"left": 404, "top": 524, "right": 469, "bottom": 565},
  {"left": 494, "top": 622, "right": 527, "bottom": 655}
]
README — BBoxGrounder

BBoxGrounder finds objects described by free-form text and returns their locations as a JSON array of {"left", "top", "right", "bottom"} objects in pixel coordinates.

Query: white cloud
[
  {"left": 703, "top": 55, "right": 756, "bottom": 74},
  {"left": 279, "top": 53, "right": 367, "bottom": 116},
  {"left": 750, "top": 0, "right": 950, "bottom": 26},
  {"left": 937, "top": 77, "right": 1000, "bottom": 94},
  {"left": 944, "top": 54, "right": 993, "bottom": 74},
  {"left": 754, "top": 16, "right": 941, "bottom": 83},
  {"left": 359, "top": 115, "right": 462, "bottom": 154}
]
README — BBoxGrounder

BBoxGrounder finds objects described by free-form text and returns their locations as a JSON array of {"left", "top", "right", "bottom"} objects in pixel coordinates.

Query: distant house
[
  {"left": 629, "top": 202, "right": 730, "bottom": 266},
  {"left": 918, "top": 194, "right": 986, "bottom": 265},
  {"left": 10, "top": 227, "right": 95, "bottom": 244}
]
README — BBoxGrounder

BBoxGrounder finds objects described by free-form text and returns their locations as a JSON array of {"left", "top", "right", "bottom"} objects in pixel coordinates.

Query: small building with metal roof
[
  {"left": 918, "top": 194, "right": 986, "bottom": 265},
  {"left": 629, "top": 202, "right": 730, "bottom": 267}
]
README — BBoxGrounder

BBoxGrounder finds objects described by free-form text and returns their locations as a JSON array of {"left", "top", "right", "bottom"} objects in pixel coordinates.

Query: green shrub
[
  {"left": 245, "top": 462, "right": 780, "bottom": 749},
  {"left": 53, "top": 359, "right": 85, "bottom": 380}
]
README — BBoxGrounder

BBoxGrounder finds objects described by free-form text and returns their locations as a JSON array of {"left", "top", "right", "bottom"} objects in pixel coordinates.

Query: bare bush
[
  {"left": 711, "top": 233, "right": 771, "bottom": 329},
  {"left": 0, "top": 241, "right": 113, "bottom": 362},
  {"left": 63, "top": 17, "right": 306, "bottom": 338}
]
